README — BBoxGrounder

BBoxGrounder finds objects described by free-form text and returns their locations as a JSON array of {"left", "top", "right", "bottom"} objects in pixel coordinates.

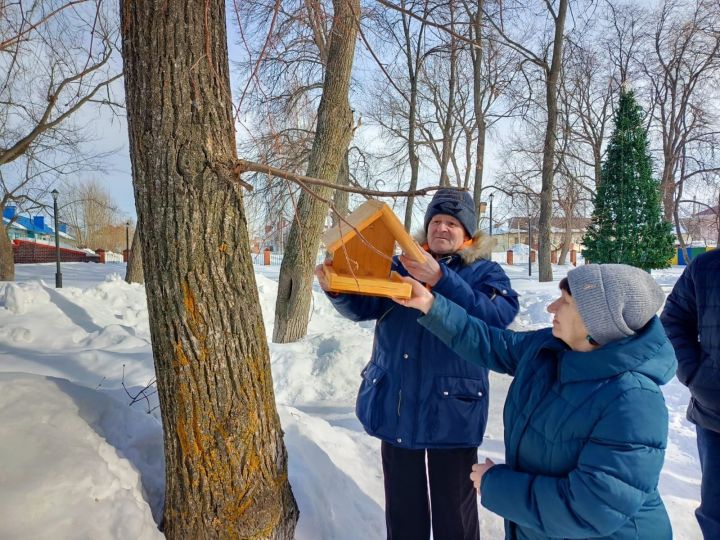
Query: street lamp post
[
  {"left": 489, "top": 192, "right": 494, "bottom": 236},
  {"left": 51, "top": 189, "right": 62, "bottom": 288},
  {"left": 125, "top": 220, "right": 130, "bottom": 259},
  {"left": 478, "top": 201, "right": 487, "bottom": 233}
]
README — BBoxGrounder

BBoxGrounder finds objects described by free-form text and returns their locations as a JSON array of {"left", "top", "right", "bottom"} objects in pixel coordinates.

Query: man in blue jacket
[
  {"left": 661, "top": 248, "right": 720, "bottom": 539},
  {"left": 315, "top": 189, "right": 519, "bottom": 540}
]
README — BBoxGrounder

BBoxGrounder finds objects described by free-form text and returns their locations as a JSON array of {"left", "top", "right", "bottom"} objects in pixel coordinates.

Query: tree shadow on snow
[
  {"left": 42, "top": 285, "right": 103, "bottom": 334},
  {"left": 282, "top": 420, "right": 385, "bottom": 540},
  {"left": 51, "top": 377, "right": 166, "bottom": 527}
]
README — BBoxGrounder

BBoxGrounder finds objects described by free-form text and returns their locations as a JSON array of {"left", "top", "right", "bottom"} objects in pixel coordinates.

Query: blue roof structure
[{"left": 3, "top": 207, "right": 73, "bottom": 239}]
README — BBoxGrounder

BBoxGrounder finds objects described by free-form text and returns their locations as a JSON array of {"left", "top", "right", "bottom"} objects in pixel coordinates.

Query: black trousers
[{"left": 381, "top": 441, "right": 480, "bottom": 540}]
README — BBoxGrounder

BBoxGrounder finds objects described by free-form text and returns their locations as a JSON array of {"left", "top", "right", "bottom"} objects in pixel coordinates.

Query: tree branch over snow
[{"left": 234, "top": 158, "right": 453, "bottom": 197}]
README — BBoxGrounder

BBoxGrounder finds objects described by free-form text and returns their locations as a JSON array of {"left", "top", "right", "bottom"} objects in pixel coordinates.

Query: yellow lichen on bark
[
  {"left": 180, "top": 279, "right": 210, "bottom": 363},
  {"left": 219, "top": 480, "right": 282, "bottom": 539},
  {"left": 182, "top": 279, "right": 197, "bottom": 319},
  {"left": 175, "top": 382, "right": 204, "bottom": 459},
  {"left": 174, "top": 341, "right": 190, "bottom": 367},
  {"left": 176, "top": 417, "right": 190, "bottom": 458}
]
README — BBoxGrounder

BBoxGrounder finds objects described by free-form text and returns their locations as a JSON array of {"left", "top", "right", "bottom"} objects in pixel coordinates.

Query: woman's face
[{"left": 547, "top": 290, "right": 595, "bottom": 351}]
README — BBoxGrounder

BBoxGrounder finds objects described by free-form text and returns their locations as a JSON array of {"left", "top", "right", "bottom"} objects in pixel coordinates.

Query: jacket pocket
[
  {"left": 426, "top": 375, "right": 487, "bottom": 445},
  {"left": 356, "top": 361, "right": 387, "bottom": 433}
]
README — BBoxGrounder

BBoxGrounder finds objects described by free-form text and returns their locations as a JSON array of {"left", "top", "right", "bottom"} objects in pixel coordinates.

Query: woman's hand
[
  {"left": 399, "top": 246, "right": 443, "bottom": 286},
  {"left": 392, "top": 275, "right": 435, "bottom": 314},
  {"left": 470, "top": 458, "right": 496, "bottom": 494}
]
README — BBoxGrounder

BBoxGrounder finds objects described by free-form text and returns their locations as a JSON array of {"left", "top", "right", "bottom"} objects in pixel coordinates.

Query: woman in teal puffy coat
[{"left": 397, "top": 263, "right": 676, "bottom": 539}]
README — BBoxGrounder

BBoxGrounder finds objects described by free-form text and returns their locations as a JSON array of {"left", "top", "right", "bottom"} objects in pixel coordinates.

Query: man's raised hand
[
  {"left": 392, "top": 275, "right": 435, "bottom": 314},
  {"left": 398, "top": 246, "right": 443, "bottom": 286}
]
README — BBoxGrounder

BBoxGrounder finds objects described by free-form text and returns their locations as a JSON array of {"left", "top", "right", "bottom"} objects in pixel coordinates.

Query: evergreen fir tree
[{"left": 582, "top": 89, "right": 674, "bottom": 270}]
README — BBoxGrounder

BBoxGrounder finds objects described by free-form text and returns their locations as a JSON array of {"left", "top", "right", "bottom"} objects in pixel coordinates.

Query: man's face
[{"left": 427, "top": 214, "right": 469, "bottom": 255}]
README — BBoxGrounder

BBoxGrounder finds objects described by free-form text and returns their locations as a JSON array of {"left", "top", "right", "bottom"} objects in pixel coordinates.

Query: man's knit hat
[
  {"left": 566, "top": 264, "right": 665, "bottom": 345},
  {"left": 424, "top": 189, "right": 477, "bottom": 237}
]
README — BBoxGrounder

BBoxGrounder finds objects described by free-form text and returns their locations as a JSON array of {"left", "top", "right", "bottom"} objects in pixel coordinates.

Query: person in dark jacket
[
  {"left": 396, "top": 263, "right": 675, "bottom": 540},
  {"left": 314, "top": 189, "right": 519, "bottom": 540},
  {"left": 661, "top": 249, "right": 720, "bottom": 539}
]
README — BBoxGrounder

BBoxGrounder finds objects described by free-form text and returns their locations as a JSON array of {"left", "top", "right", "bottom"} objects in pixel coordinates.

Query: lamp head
[{"left": 50, "top": 189, "right": 59, "bottom": 200}]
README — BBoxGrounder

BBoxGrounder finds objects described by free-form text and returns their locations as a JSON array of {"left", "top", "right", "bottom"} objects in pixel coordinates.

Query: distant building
[
  {"left": 262, "top": 217, "right": 290, "bottom": 252},
  {"left": 2, "top": 206, "right": 76, "bottom": 247},
  {"left": 502, "top": 216, "right": 591, "bottom": 252},
  {"left": 679, "top": 205, "right": 719, "bottom": 247}
]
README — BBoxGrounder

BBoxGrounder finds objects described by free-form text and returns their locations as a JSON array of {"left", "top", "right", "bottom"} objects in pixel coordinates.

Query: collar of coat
[
  {"left": 551, "top": 317, "right": 677, "bottom": 386},
  {"left": 413, "top": 230, "right": 497, "bottom": 265}
]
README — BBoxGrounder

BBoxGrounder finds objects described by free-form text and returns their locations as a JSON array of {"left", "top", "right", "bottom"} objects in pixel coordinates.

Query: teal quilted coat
[{"left": 419, "top": 294, "right": 677, "bottom": 539}]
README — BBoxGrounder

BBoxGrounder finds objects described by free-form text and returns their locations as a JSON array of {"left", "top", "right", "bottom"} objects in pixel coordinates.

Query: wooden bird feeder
[{"left": 321, "top": 200, "right": 426, "bottom": 299}]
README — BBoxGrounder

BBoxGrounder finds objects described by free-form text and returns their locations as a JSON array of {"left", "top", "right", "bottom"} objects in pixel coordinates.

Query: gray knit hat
[
  {"left": 424, "top": 189, "right": 477, "bottom": 237},
  {"left": 566, "top": 264, "right": 665, "bottom": 345}
]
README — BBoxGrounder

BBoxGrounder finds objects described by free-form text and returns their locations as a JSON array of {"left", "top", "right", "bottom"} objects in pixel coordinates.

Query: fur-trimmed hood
[{"left": 413, "top": 230, "right": 497, "bottom": 265}]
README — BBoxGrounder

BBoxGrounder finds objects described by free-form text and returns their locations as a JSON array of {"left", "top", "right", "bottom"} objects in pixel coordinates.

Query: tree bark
[
  {"left": 673, "top": 174, "right": 690, "bottom": 264},
  {"left": 558, "top": 221, "right": 572, "bottom": 265},
  {"left": 331, "top": 150, "right": 351, "bottom": 227},
  {"left": 660, "top": 147, "right": 676, "bottom": 221},
  {"left": 273, "top": 0, "right": 359, "bottom": 344},
  {"left": 471, "top": 4, "right": 486, "bottom": 225},
  {"left": 120, "top": 1, "right": 298, "bottom": 538},
  {"left": 538, "top": 0, "right": 568, "bottom": 282},
  {"left": 0, "top": 216, "right": 15, "bottom": 281},
  {"left": 403, "top": 42, "right": 421, "bottom": 232},
  {"left": 439, "top": 14, "right": 458, "bottom": 187},
  {"left": 472, "top": 120, "right": 487, "bottom": 229},
  {"left": 125, "top": 227, "right": 144, "bottom": 284},
  {"left": 403, "top": 119, "right": 420, "bottom": 231}
]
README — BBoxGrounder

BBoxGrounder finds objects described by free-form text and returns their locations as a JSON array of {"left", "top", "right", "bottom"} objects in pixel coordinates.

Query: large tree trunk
[
  {"left": 439, "top": 22, "right": 457, "bottom": 187},
  {"left": 472, "top": 121, "right": 487, "bottom": 230},
  {"left": 593, "top": 145, "right": 603, "bottom": 188},
  {"left": 471, "top": 4, "right": 486, "bottom": 225},
  {"left": 538, "top": 0, "right": 568, "bottom": 282},
  {"left": 0, "top": 218, "right": 15, "bottom": 281},
  {"left": 125, "top": 227, "right": 144, "bottom": 284},
  {"left": 673, "top": 178, "right": 690, "bottom": 264},
  {"left": 331, "top": 150, "right": 350, "bottom": 227},
  {"left": 401, "top": 6, "right": 424, "bottom": 232},
  {"left": 120, "top": 1, "right": 298, "bottom": 538},
  {"left": 558, "top": 221, "right": 572, "bottom": 265},
  {"left": 660, "top": 155, "right": 676, "bottom": 221},
  {"left": 273, "top": 0, "right": 359, "bottom": 344},
  {"left": 403, "top": 78, "right": 420, "bottom": 232}
]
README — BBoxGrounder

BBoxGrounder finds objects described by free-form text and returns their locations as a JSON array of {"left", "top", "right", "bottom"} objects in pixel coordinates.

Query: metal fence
[{"left": 252, "top": 250, "right": 285, "bottom": 266}]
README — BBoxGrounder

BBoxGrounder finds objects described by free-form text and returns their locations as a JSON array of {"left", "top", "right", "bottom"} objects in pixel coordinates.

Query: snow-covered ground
[{"left": 0, "top": 261, "right": 702, "bottom": 539}]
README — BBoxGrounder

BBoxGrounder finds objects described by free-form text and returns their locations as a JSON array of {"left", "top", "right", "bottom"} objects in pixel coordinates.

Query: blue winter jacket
[
  {"left": 661, "top": 249, "right": 720, "bottom": 433},
  {"left": 419, "top": 294, "right": 676, "bottom": 540},
  {"left": 327, "top": 234, "right": 519, "bottom": 449}
]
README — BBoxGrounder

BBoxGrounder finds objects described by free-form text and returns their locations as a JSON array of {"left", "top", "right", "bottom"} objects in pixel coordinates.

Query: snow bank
[{"left": 0, "top": 373, "right": 163, "bottom": 539}]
